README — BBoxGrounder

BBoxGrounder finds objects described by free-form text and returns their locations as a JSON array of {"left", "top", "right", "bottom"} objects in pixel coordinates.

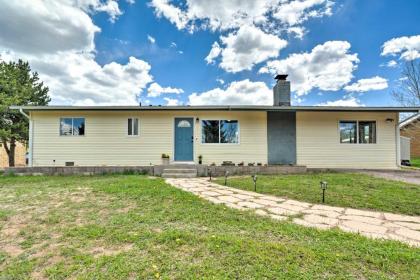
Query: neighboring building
[
  {"left": 11, "top": 76, "right": 420, "bottom": 169},
  {"left": 0, "top": 141, "right": 27, "bottom": 168},
  {"left": 400, "top": 113, "right": 420, "bottom": 157}
]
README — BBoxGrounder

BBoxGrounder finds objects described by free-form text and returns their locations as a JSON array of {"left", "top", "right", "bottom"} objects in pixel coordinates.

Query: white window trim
[
  {"left": 127, "top": 117, "right": 139, "bottom": 137},
  {"left": 59, "top": 117, "right": 86, "bottom": 137},
  {"left": 338, "top": 120, "right": 377, "bottom": 144},
  {"left": 201, "top": 119, "right": 240, "bottom": 145}
]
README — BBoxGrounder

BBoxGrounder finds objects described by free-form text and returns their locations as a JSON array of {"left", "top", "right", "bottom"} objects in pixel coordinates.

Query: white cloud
[
  {"left": 0, "top": 0, "right": 154, "bottom": 105},
  {"left": 206, "top": 25, "right": 287, "bottom": 72},
  {"left": 147, "top": 82, "right": 184, "bottom": 97},
  {"left": 216, "top": 78, "right": 225, "bottom": 85},
  {"left": 318, "top": 97, "right": 363, "bottom": 107},
  {"left": 386, "top": 60, "right": 398, "bottom": 67},
  {"left": 344, "top": 76, "right": 388, "bottom": 92},
  {"left": 273, "top": 0, "right": 333, "bottom": 26},
  {"left": 147, "top": 35, "right": 156, "bottom": 44},
  {"left": 260, "top": 41, "right": 359, "bottom": 95},
  {"left": 149, "top": 0, "right": 334, "bottom": 34},
  {"left": 188, "top": 79, "right": 272, "bottom": 105},
  {"left": 164, "top": 97, "right": 180, "bottom": 106},
  {"left": 381, "top": 35, "right": 420, "bottom": 61}
]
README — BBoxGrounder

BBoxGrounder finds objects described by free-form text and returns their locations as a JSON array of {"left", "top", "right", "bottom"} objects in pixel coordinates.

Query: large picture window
[
  {"left": 60, "top": 118, "right": 85, "bottom": 136},
  {"left": 339, "top": 121, "right": 376, "bottom": 144},
  {"left": 202, "top": 120, "right": 239, "bottom": 144},
  {"left": 128, "top": 118, "right": 139, "bottom": 136}
]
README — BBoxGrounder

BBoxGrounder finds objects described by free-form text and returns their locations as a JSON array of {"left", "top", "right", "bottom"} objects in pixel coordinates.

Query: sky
[{"left": 0, "top": 0, "right": 419, "bottom": 107}]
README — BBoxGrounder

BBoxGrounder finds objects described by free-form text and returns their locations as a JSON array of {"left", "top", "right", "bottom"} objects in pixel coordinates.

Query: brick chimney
[{"left": 273, "top": 74, "right": 291, "bottom": 106}]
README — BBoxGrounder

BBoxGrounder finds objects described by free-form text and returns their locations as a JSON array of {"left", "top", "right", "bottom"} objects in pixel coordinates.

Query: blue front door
[{"left": 174, "top": 118, "right": 194, "bottom": 161}]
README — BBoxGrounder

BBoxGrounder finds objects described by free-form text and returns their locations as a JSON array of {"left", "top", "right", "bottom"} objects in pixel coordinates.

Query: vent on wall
[{"left": 65, "top": 161, "right": 75, "bottom": 167}]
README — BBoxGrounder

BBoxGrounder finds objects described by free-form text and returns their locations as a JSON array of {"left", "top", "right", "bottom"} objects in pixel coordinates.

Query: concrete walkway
[{"left": 166, "top": 178, "right": 420, "bottom": 247}]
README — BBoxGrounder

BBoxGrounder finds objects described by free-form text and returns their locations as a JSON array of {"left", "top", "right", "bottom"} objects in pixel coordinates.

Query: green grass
[
  {"left": 0, "top": 175, "right": 419, "bottom": 279},
  {"left": 216, "top": 172, "right": 420, "bottom": 215},
  {"left": 411, "top": 157, "right": 420, "bottom": 168}
]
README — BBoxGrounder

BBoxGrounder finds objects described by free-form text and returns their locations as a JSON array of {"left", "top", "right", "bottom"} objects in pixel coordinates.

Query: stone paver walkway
[{"left": 166, "top": 178, "right": 420, "bottom": 247}]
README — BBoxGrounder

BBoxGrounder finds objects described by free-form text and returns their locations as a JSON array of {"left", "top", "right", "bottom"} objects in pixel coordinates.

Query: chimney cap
[{"left": 275, "top": 74, "right": 288, "bottom": 81}]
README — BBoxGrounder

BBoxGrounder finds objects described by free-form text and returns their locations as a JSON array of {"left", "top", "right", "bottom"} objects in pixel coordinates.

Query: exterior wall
[
  {"left": 267, "top": 111, "right": 296, "bottom": 164},
  {"left": 400, "top": 120, "right": 420, "bottom": 157},
  {"left": 296, "top": 112, "right": 399, "bottom": 169},
  {"left": 31, "top": 110, "right": 267, "bottom": 166},
  {"left": 0, "top": 142, "right": 26, "bottom": 168}
]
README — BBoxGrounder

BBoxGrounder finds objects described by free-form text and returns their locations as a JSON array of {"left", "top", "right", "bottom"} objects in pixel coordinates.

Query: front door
[{"left": 174, "top": 118, "right": 194, "bottom": 161}]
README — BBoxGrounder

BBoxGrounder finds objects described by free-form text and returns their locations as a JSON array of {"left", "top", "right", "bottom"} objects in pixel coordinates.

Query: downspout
[
  {"left": 18, "top": 108, "right": 33, "bottom": 167},
  {"left": 395, "top": 112, "right": 401, "bottom": 168}
]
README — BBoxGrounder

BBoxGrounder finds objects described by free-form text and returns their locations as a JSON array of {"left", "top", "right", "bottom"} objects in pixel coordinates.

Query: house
[
  {"left": 0, "top": 141, "right": 27, "bottom": 168},
  {"left": 400, "top": 113, "right": 420, "bottom": 158},
  {"left": 11, "top": 76, "right": 419, "bottom": 170}
]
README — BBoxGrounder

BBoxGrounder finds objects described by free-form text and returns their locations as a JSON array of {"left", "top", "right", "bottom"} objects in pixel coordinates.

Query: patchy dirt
[
  {"left": 88, "top": 243, "right": 134, "bottom": 257},
  {"left": 360, "top": 170, "right": 420, "bottom": 185}
]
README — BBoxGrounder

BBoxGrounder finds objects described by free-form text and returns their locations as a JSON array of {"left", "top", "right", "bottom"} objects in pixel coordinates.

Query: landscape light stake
[
  {"left": 224, "top": 171, "right": 229, "bottom": 186},
  {"left": 252, "top": 175, "right": 258, "bottom": 192},
  {"left": 320, "top": 181, "right": 328, "bottom": 203}
]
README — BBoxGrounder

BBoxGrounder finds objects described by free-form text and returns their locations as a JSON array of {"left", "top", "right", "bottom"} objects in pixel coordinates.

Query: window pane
[
  {"left": 220, "top": 120, "right": 239, "bottom": 143},
  {"left": 133, "top": 118, "right": 139, "bottom": 135},
  {"left": 359, "top": 121, "right": 376, "bottom": 144},
  {"left": 73, "top": 118, "right": 85, "bottom": 136},
  {"left": 340, "top": 121, "right": 357, "bottom": 143},
  {"left": 60, "top": 118, "right": 73, "bottom": 135},
  {"left": 128, "top": 118, "right": 133, "bottom": 135},
  {"left": 202, "top": 120, "right": 219, "bottom": 143}
]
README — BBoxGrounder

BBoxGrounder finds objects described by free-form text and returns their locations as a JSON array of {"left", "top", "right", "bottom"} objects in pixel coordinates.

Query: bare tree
[{"left": 393, "top": 60, "right": 420, "bottom": 106}]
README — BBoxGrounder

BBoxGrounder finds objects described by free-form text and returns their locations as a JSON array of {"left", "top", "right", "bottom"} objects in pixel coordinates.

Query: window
[
  {"left": 128, "top": 118, "right": 139, "bottom": 136},
  {"left": 339, "top": 121, "right": 357, "bottom": 143},
  {"left": 359, "top": 121, "right": 376, "bottom": 144},
  {"left": 60, "top": 118, "right": 85, "bottom": 136},
  {"left": 339, "top": 121, "right": 376, "bottom": 144},
  {"left": 202, "top": 120, "right": 239, "bottom": 144}
]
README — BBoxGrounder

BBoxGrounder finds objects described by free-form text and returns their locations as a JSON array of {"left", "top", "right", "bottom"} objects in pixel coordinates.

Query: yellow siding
[
  {"left": 296, "top": 112, "right": 399, "bottom": 169},
  {"left": 31, "top": 111, "right": 267, "bottom": 166}
]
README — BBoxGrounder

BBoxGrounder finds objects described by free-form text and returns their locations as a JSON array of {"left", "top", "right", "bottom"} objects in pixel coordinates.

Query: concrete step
[
  {"left": 163, "top": 168, "right": 197, "bottom": 174},
  {"left": 162, "top": 172, "right": 197, "bottom": 178}
]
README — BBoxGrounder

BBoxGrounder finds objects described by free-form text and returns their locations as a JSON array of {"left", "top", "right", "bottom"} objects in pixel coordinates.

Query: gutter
[{"left": 17, "top": 108, "right": 33, "bottom": 167}]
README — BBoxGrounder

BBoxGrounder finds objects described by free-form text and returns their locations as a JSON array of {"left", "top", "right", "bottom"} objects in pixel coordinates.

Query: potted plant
[
  {"left": 238, "top": 161, "right": 244, "bottom": 166},
  {"left": 198, "top": 155, "right": 203, "bottom": 165},
  {"left": 257, "top": 162, "right": 262, "bottom": 166},
  {"left": 248, "top": 162, "right": 255, "bottom": 166},
  {"left": 161, "top": 153, "right": 170, "bottom": 165}
]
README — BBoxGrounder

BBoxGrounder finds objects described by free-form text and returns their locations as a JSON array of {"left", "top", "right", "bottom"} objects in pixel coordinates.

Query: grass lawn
[
  {"left": 411, "top": 157, "right": 420, "bottom": 168},
  {"left": 0, "top": 175, "right": 419, "bottom": 279},
  {"left": 215, "top": 172, "right": 420, "bottom": 216}
]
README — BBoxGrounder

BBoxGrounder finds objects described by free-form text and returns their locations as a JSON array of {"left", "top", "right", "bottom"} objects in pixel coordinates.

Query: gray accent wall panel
[{"left": 267, "top": 112, "right": 296, "bottom": 164}]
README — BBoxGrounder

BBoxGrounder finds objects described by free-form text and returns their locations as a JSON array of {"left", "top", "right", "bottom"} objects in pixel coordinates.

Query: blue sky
[{"left": 0, "top": 1, "right": 419, "bottom": 106}]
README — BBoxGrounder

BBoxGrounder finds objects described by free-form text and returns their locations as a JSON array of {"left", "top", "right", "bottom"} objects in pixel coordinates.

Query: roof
[
  {"left": 399, "top": 113, "right": 420, "bottom": 128},
  {"left": 10, "top": 105, "right": 420, "bottom": 112}
]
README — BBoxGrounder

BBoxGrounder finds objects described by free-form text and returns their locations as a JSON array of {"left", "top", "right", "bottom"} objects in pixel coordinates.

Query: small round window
[{"left": 177, "top": 120, "right": 191, "bottom": 128}]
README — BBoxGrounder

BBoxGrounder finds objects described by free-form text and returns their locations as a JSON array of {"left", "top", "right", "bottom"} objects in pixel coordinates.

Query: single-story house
[
  {"left": 400, "top": 113, "right": 420, "bottom": 157},
  {"left": 11, "top": 75, "right": 420, "bottom": 170}
]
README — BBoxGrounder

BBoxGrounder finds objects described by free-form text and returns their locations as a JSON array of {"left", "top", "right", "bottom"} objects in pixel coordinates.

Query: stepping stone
[
  {"left": 201, "top": 191, "right": 221, "bottom": 197},
  {"left": 393, "top": 222, "right": 420, "bottom": 231},
  {"left": 302, "top": 209, "right": 340, "bottom": 218},
  {"left": 237, "top": 201, "right": 264, "bottom": 209},
  {"left": 267, "top": 207, "right": 298, "bottom": 216},
  {"left": 285, "top": 199, "right": 312, "bottom": 208},
  {"left": 339, "top": 220, "right": 388, "bottom": 235},
  {"left": 311, "top": 204, "right": 345, "bottom": 213},
  {"left": 293, "top": 218, "right": 332, "bottom": 230},
  {"left": 255, "top": 209, "right": 268, "bottom": 216},
  {"left": 217, "top": 195, "right": 242, "bottom": 203},
  {"left": 225, "top": 203, "right": 247, "bottom": 211},
  {"left": 262, "top": 196, "right": 285, "bottom": 202},
  {"left": 206, "top": 197, "right": 224, "bottom": 204},
  {"left": 303, "top": 214, "right": 338, "bottom": 226},
  {"left": 394, "top": 228, "right": 420, "bottom": 241},
  {"left": 345, "top": 209, "right": 381, "bottom": 218},
  {"left": 384, "top": 213, "right": 420, "bottom": 223},
  {"left": 231, "top": 194, "right": 255, "bottom": 200},
  {"left": 214, "top": 189, "right": 234, "bottom": 195},
  {"left": 277, "top": 203, "right": 306, "bottom": 212},
  {"left": 270, "top": 214, "right": 288, "bottom": 221},
  {"left": 253, "top": 198, "right": 282, "bottom": 207},
  {"left": 340, "top": 215, "right": 383, "bottom": 226}
]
